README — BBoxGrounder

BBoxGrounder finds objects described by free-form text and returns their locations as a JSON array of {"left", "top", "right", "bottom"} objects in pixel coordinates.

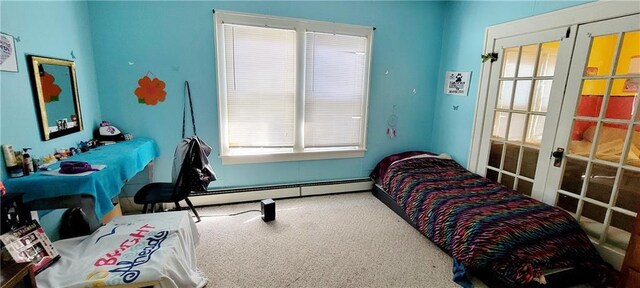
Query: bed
[
  {"left": 569, "top": 125, "right": 640, "bottom": 167},
  {"left": 35, "top": 211, "right": 207, "bottom": 288},
  {"left": 370, "top": 151, "right": 615, "bottom": 287}
]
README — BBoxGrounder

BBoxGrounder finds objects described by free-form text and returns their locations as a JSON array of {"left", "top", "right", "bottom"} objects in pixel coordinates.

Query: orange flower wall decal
[
  {"left": 40, "top": 71, "right": 62, "bottom": 103},
  {"left": 134, "top": 75, "right": 166, "bottom": 105}
]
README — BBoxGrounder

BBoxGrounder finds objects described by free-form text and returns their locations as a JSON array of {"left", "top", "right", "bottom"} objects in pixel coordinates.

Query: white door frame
[
  {"left": 468, "top": 1, "right": 640, "bottom": 173},
  {"left": 542, "top": 13, "right": 640, "bottom": 270},
  {"left": 475, "top": 26, "right": 575, "bottom": 201}
]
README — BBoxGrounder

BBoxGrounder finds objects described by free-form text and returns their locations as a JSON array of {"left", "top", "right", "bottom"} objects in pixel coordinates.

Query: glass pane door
[
  {"left": 478, "top": 26, "right": 574, "bottom": 200},
  {"left": 487, "top": 42, "right": 558, "bottom": 196},
  {"left": 545, "top": 14, "right": 640, "bottom": 269}
]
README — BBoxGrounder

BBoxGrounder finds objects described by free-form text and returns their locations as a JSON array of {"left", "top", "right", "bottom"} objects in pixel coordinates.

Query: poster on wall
[
  {"left": 444, "top": 71, "right": 471, "bottom": 96},
  {"left": 134, "top": 73, "right": 167, "bottom": 105},
  {"left": 0, "top": 32, "right": 19, "bottom": 72}
]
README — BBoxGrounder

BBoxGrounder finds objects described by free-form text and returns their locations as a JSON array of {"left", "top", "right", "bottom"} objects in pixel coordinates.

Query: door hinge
[{"left": 565, "top": 27, "right": 571, "bottom": 39}]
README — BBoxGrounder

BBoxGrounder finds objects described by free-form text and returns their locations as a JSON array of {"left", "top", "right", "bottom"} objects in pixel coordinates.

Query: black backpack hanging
[
  {"left": 178, "top": 81, "right": 216, "bottom": 194},
  {"left": 179, "top": 139, "right": 214, "bottom": 194}
]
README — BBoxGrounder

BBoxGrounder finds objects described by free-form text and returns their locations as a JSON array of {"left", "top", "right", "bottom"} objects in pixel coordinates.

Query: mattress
[
  {"left": 373, "top": 183, "right": 590, "bottom": 287},
  {"left": 372, "top": 153, "right": 615, "bottom": 287}
]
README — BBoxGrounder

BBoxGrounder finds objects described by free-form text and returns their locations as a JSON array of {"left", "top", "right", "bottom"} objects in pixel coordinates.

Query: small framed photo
[
  {"left": 1, "top": 32, "right": 19, "bottom": 72},
  {"left": 444, "top": 71, "right": 471, "bottom": 96}
]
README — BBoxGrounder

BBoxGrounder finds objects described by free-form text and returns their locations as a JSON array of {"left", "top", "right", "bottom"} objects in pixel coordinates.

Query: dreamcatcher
[{"left": 386, "top": 105, "right": 398, "bottom": 138}]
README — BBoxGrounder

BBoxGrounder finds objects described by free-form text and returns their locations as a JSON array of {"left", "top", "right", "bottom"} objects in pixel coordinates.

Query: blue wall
[
  {"left": 430, "top": 0, "right": 591, "bottom": 167},
  {"left": 87, "top": 1, "right": 446, "bottom": 189},
  {"left": 0, "top": 1, "right": 102, "bottom": 180},
  {"left": 1, "top": 0, "right": 594, "bottom": 187},
  {"left": 0, "top": 0, "right": 102, "bottom": 239},
  {"left": 0, "top": 0, "right": 596, "bottom": 238}
]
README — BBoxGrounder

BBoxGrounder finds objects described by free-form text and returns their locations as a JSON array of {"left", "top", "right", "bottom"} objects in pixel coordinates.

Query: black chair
[{"left": 133, "top": 180, "right": 201, "bottom": 222}]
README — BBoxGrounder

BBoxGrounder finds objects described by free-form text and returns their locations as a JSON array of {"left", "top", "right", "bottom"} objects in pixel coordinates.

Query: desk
[{"left": 4, "top": 138, "right": 158, "bottom": 231}]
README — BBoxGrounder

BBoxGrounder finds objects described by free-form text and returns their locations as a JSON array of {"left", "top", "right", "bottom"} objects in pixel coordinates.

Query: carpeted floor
[{"left": 194, "top": 192, "right": 486, "bottom": 287}]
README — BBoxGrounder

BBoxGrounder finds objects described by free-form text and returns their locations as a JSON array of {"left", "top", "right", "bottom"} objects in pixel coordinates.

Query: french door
[
  {"left": 544, "top": 14, "right": 640, "bottom": 269},
  {"left": 477, "top": 13, "right": 640, "bottom": 269},
  {"left": 477, "top": 26, "right": 575, "bottom": 199}
]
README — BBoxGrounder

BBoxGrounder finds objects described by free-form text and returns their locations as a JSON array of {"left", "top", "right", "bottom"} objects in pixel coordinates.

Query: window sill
[{"left": 220, "top": 149, "right": 366, "bottom": 165}]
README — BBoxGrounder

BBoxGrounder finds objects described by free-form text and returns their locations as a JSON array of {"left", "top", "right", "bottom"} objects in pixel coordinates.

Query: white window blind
[
  {"left": 215, "top": 11, "right": 373, "bottom": 164},
  {"left": 304, "top": 32, "right": 368, "bottom": 148},
  {"left": 224, "top": 24, "right": 296, "bottom": 148}
]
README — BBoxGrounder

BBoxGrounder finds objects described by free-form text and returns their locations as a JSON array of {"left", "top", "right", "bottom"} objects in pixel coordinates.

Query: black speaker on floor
[{"left": 261, "top": 199, "right": 275, "bottom": 222}]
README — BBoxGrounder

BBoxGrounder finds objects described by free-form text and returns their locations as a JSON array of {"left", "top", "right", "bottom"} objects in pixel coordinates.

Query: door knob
[{"left": 552, "top": 147, "right": 565, "bottom": 167}]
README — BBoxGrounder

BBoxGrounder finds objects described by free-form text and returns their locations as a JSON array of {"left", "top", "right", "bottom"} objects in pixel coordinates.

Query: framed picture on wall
[
  {"left": 444, "top": 71, "right": 471, "bottom": 96},
  {"left": 1, "top": 32, "right": 19, "bottom": 72}
]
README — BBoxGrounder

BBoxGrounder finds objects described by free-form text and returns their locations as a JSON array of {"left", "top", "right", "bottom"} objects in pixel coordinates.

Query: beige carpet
[{"left": 193, "top": 192, "right": 486, "bottom": 287}]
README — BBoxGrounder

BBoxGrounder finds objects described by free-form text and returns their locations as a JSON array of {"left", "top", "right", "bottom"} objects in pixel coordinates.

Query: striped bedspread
[{"left": 381, "top": 156, "right": 611, "bottom": 286}]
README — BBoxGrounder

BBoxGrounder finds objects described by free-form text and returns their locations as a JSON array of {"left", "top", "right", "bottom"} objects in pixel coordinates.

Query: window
[{"left": 214, "top": 11, "right": 374, "bottom": 164}]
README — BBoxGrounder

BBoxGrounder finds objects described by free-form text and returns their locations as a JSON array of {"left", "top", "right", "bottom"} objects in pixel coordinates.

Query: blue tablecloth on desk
[{"left": 4, "top": 138, "right": 159, "bottom": 220}]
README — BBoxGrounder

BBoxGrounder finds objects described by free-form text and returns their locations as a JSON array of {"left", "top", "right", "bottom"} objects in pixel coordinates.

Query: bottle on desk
[
  {"left": 22, "top": 148, "right": 33, "bottom": 175},
  {"left": 3, "top": 144, "right": 23, "bottom": 178}
]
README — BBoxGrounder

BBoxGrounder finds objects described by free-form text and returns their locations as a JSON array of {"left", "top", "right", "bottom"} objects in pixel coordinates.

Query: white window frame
[{"left": 214, "top": 10, "right": 374, "bottom": 165}]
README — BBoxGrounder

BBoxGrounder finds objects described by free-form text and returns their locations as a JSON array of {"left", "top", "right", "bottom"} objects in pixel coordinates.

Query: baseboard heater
[{"left": 187, "top": 178, "right": 373, "bottom": 207}]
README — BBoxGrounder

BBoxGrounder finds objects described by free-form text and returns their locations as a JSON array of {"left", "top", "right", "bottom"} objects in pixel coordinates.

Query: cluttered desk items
[{"left": 3, "top": 138, "right": 159, "bottom": 231}]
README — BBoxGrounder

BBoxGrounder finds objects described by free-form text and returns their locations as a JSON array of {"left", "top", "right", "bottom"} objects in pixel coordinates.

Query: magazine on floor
[{"left": 0, "top": 220, "right": 60, "bottom": 274}]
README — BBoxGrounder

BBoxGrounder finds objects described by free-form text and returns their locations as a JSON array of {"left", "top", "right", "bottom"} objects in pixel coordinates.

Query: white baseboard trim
[
  {"left": 189, "top": 187, "right": 299, "bottom": 206},
  {"left": 119, "top": 178, "right": 373, "bottom": 211},
  {"left": 300, "top": 181, "right": 373, "bottom": 196}
]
